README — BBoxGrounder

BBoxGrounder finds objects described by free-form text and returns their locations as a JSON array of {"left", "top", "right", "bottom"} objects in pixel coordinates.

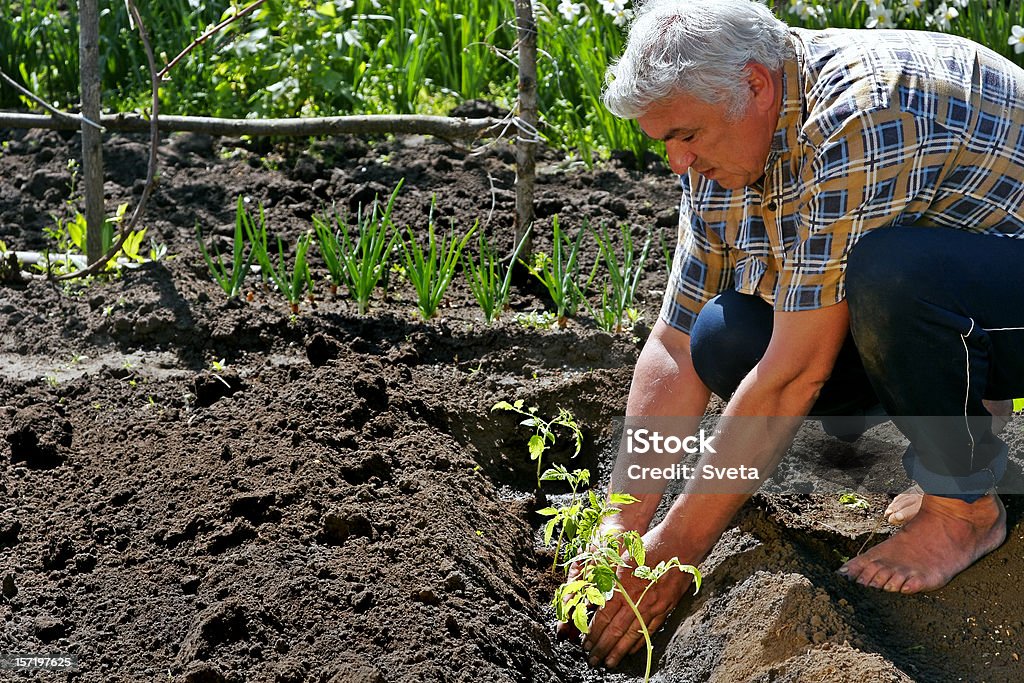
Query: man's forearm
[
  {"left": 659, "top": 370, "right": 819, "bottom": 559},
  {"left": 607, "top": 321, "right": 711, "bottom": 532}
]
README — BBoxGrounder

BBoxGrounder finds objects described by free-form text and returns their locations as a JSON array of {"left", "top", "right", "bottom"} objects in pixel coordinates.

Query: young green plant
[
  {"left": 492, "top": 399, "right": 583, "bottom": 487},
  {"left": 537, "top": 464, "right": 591, "bottom": 569},
  {"left": 523, "top": 216, "right": 597, "bottom": 327},
  {"left": 586, "top": 224, "right": 652, "bottom": 333},
  {"left": 44, "top": 202, "right": 147, "bottom": 275},
  {"left": 400, "top": 197, "right": 477, "bottom": 319},
  {"left": 313, "top": 180, "right": 403, "bottom": 314},
  {"left": 462, "top": 227, "right": 530, "bottom": 324},
  {"left": 242, "top": 198, "right": 314, "bottom": 313},
  {"left": 551, "top": 491, "right": 701, "bottom": 683},
  {"left": 196, "top": 196, "right": 253, "bottom": 298}
]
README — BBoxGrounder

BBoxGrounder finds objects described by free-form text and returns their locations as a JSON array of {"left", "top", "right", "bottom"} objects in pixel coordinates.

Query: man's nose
[{"left": 667, "top": 146, "right": 697, "bottom": 175}]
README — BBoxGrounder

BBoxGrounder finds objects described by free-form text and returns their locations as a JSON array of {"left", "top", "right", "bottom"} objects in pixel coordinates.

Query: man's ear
[{"left": 746, "top": 62, "right": 777, "bottom": 114}]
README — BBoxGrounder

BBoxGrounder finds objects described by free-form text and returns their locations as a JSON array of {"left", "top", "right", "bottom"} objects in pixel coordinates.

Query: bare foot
[
  {"left": 839, "top": 494, "right": 1006, "bottom": 593},
  {"left": 883, "top": 399, "right": 1012, "bottom": 526}
]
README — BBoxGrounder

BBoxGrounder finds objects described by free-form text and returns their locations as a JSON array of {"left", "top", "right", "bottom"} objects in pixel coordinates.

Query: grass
[
  {"left": 196, "top": 198, "right": 253, "bottom": 298},
  {"left": 239, "top": 196, "right": 314, "bottom": 312},
  {"left": 8, "top": 1, "right": 1024, "bottom": 161},
  {"left": 586, "top": 223, "right": 651, "bottom": 333},
  {"left": 523, "top": 215, "right": 597, "bottom": 327}
]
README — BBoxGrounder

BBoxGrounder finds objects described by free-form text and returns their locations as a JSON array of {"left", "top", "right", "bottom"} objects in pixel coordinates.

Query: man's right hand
[{"left": 555, "top": 518, "right": 697, "bottom": 669}]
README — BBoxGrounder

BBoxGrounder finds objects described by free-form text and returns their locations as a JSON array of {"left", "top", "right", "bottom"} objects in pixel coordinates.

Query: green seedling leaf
[
  {"left": 491, "top": 400, "right": 515, "bottom": 412},
  {"left": 608, "top": 492, "right": 640, "bottom": 506},
  {"left": 585, "top": 586, "right": 607, "bottom": 608},
  {"left": 592, "top": 564, "right": 616, "bottom": 595},
  {"left": 572, "top": 603, "right": 590, "bottom": 634},
  {"left": 528, "top": 434, "right": 545, "bottom": 462},
  {"left": 623, "top": 531, "right": 646, "bottom": 568},
  {"left": 838, "top": 491, "right": 869, "bottom": 510}
]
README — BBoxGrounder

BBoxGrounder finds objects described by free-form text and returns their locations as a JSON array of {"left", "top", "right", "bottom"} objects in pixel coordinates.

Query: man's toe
[
  {"left": 868, "top": 566, "right": 896, "bottom": 589},
  {"left": 882, "top": 572, "right": 908, "bottom": 593}
]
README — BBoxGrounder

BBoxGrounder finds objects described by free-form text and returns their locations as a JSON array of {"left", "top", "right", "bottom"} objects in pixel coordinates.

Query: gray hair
[{"left": 603, "top": 0, "right": 790, "bottom": 120}]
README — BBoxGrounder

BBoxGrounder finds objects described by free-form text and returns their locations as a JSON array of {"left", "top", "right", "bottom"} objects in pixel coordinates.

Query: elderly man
[{"left": 568, "top": 0, "right": 1024, "bottom": 671}]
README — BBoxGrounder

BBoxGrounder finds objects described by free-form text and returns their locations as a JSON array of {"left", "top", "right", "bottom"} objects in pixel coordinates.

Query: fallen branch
[{"left": 0, "top": 112, "right": 509, "bottom": 141}]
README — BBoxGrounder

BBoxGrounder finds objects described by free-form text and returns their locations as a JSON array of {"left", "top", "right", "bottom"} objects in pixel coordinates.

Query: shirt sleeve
[
  {"left": 660, "top": 177, "right": 734, "bottom": 334},
  {"left": 776, "top": 103, "right": 933, "bottom": 311}
]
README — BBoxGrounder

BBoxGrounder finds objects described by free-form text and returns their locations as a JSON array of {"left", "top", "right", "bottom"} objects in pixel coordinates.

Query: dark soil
[{"left": 0, "top": 126, "right": 1022, "bottom": 682}]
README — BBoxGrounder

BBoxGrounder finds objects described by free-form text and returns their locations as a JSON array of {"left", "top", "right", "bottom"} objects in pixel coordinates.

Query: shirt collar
[{"left": 764, "top": 35, "right": 804, "bottom": 173}]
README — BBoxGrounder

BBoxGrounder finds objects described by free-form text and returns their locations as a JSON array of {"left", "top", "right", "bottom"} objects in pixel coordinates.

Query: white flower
[
  {"left": 335, "top": 0, "right": 354, "bottom": 11},
  {"left": 950, "top": 0, "right": 969, "bottom": 7},
  {"left": 1010, "top": 25, "right": 1024, "bottom": 54},
  {"left": 341, "top": 27, "right": 361, "bottom": 47},
  {"left": 788, "top": 0, "right": 825, "bottom": 21},
  {"left": 930, "top": 2, "right": 959, "bottom": 31},
  {"left": 599, "top": 0, "right": 626, "bottom": 16},
  {"left": 610, "top": 6, "right": 634, "bottom": 26},
  {"left": 897, "top": 0, "right": 926, "bottom": 19},
  {"left": 866, "top": 3, "right": 894, "bottom": 28},
  {"left": 557, "top": 0, "right": 583, "bottom": 22}
]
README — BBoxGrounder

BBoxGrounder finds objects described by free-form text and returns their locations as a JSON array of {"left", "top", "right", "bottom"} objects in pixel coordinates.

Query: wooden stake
[
  {"left": 513, "top": 0, "right": 538, "bottom": 259},
  {"left": 79, "top": 0, "right": 104, "bottom": 265}
]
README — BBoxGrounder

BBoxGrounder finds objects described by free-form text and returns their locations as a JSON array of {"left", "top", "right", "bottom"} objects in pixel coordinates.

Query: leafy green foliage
[
  {"left": 514, "top": 310, "right": 559, "bottom": 330},
  {"left": 42, "top": 202, "right": 149, "bottom": 276},
  {"left": 462, "top": 228, "right": 530, "bottom": 324},
  {"left": 8, "top": 1, "right": 1024, "bottom": 162},
  {"left": 400, "top": 199, "right": 477, "bottom": 319},
  {"left": 241, "top": 197, "right": 314, "bottom": 312},
  {"left": 492, "top": 399, "right": 583, "bottom": 487},
  {"left": 549, "top": 491, "right": 701, "bottom": 683},
  {"left": 313, "top": 180, "right": 402, "bottom": 315},
  {"left": 838, "top": 491, "right": 870, "bottom": 510}
]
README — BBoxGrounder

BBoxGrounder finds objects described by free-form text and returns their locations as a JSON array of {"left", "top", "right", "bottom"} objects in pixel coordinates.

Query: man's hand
[{"left": 574, "top": 521, "right": 696, "bottom": 670}]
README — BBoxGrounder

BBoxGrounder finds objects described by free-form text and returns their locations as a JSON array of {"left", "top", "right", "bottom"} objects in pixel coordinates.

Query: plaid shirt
[{"left": 663, "top": 27, "right": 1024, "bottom": 334}]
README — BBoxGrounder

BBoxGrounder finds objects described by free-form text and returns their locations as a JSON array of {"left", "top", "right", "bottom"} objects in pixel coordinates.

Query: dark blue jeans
[{"left": 689, "top": 226, "right": 1024, "bottom": 501}]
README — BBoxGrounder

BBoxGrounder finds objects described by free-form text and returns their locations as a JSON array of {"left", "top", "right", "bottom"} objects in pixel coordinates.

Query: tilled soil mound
[{"left": 0, "top": 127, "right": 1022, "bottom": 682}]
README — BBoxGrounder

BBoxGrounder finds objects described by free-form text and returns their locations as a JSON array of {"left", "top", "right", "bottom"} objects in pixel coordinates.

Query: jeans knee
[{"left": 690, "top": 291, "right": 773, "bottom": 398}]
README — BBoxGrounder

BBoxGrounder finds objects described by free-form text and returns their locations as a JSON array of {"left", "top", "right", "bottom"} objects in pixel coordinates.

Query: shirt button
[{"left": 766, "top": 200, "right": 777, "bottom": 211}]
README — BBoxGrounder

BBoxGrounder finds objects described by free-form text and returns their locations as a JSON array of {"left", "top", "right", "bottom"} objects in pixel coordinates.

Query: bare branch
[
  {"left": 0, "top": 67, "right": 103, "bottom": 130},
  {"left": 158, "top": 0, "right": 269, "bottom": 79}
]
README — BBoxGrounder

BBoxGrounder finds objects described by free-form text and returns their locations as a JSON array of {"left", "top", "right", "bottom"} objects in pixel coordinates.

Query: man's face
[{"left": 636, "top": 67, "right": 781, "bottom": 190}]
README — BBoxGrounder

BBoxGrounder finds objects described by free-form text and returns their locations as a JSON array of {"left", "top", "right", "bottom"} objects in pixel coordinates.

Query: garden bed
[{"left": 0, "top": 127, "right": 1021, "bottom": 682}]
